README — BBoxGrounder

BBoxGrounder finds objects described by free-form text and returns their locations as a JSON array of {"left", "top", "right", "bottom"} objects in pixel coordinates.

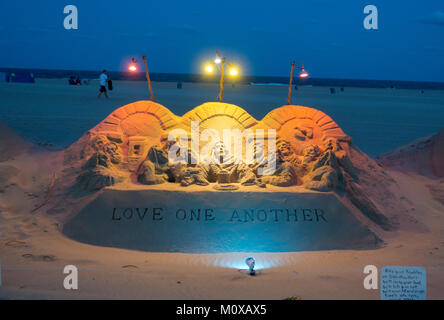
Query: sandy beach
[{"left": 0, "top": 79, "right": 443, "bottom": 300}]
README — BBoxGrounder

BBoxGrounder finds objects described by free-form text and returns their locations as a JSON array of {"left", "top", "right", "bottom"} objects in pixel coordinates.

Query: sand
[
  {"left": 1, "top": 165, "right": 443, "bottom": 299},
  {"left": 376, "top": 129, "right": 444, "bottom": 178},
  {"left": 0, "top": 80, "right": 443, "bottom": 300}
]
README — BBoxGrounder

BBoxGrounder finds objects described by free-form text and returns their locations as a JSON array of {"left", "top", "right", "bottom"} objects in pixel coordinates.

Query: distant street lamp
[
  {"left": 288, "top": 61, "right": 309, "bottom": 105},
  {"left": 129, "top": 56, "right": 155, "bottom": 102},
  {"left": 204, "top": 50, "right": 239, "bottom": 102}
]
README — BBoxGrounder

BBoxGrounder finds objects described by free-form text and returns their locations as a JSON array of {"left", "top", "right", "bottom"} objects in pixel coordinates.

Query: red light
[
  {"left": 129, "top": 64, "right": 137, "bottom": 72},
  {"left": 299, "top": 70, "right": 309, "bottom": 78}
]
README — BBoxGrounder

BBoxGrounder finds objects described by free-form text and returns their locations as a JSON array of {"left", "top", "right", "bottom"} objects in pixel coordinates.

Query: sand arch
[
  {"left": 181, "top": 102, "right": 258, "bottom": 134},
  {"left": 91, "top": 101, "right": 178, "bottom": 141},
  {"left": 262, "top": 105, "right": 350, "bottom": 143},
  {"left": 89, "top": 102, "right": 350, "bottom": 146},
  {"left": 261, "top": 105, "right": 353, "bottom": 156}
]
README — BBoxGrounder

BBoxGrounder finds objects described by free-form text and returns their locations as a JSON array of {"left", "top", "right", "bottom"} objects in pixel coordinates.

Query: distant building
[
  {"left": 3, "top": 72, "right": 35, "bottom": 83},
  {"left": 0, "top": 72, "right": 7, "bottom": 82}
]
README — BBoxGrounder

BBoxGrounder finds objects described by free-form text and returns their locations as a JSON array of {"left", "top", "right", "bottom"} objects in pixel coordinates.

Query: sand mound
[
  {"left": 376, "top": 129, "right": 444, "bottom": 178},
  {"left": 0, "top": 120, "right": 31, "bottom": 162}
]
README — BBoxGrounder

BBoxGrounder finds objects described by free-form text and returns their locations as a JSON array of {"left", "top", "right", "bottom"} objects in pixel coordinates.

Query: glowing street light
[
  {"left": 204, "top": 64, "right": 214, "bottom": 73},
  {"left": 299, "top": 68, "right": 309, "bottom": 78},
  {"left": 203, "top": 50, "right": 239, "bottom": 102},
  {"left": 288, "top": 61, "right": 309, "bottom": 105},
  {"left": 229, "top": 67, "right": 238, "bottom": 76},
  {"left": 128, "top": 57, "right": 138, "bottom": 72},
  {"left": 129, "top": 56, "right": 154, "bottom": 102}
]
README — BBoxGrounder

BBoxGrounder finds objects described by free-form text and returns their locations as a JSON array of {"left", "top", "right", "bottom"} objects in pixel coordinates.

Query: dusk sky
[{"left": 0, "top": 0, "right": 443, "bottom": 81}]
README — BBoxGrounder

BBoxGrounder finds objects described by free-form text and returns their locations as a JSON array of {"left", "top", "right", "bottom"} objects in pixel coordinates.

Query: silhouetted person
[{"left": 97, "top": 70, "right": 109, "bottom": 99}]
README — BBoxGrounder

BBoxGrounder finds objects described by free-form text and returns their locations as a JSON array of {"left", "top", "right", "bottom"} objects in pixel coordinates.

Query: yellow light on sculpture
[
  {"left": 214, "top": 57, "right": 222, "bottom": 64},
  {"left": 229, "top": 67, "right": 238, "bottom": 76},
  {"left": 204, "top": 64, "right": 214, "bottom": 73}
]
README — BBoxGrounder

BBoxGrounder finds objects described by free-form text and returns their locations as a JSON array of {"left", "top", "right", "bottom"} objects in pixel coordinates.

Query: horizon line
[{"left": 1, "top": 66, "right": 444, "bottom": 85}]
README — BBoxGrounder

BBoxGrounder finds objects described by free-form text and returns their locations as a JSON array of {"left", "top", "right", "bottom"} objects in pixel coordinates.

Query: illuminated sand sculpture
[{"left": 62, "top": 101, "right": 411, "bottom": 252}]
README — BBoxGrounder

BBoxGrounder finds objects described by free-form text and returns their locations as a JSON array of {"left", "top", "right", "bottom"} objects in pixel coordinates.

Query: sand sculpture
[{"left": 64, "top": 101, "right": 406, "bottom": 232}]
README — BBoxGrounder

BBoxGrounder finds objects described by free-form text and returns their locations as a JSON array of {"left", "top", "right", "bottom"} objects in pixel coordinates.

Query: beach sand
[{"left": 0, "top": 79, "right": 443, "bottom": 300}]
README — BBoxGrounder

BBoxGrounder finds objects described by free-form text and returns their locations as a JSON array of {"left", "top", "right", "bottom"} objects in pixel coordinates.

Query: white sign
[{"left": 380, "top": 266, "right": 426, "bottom": 300}]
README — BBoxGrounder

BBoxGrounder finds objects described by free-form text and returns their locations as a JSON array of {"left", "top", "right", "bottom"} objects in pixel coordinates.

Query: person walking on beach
[{"left": 97, "top": 70, "right": 109, "bottom": 99}]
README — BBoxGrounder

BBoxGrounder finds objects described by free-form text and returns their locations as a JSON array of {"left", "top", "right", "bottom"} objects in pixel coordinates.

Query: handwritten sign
[{"left": 380, "top": 266, "right": 426, "bottom": 300}]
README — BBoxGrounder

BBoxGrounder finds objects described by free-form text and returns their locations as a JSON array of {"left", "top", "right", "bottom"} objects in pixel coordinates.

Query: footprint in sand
[
  {"left": 4, "top": 240, "right": 28, "bottom": 248},
  {"left": 283, "top": 296, "right": 302, "bottom": 300},
  {"left": 22, "top": 254, "right": 57, "bottom": 262}
]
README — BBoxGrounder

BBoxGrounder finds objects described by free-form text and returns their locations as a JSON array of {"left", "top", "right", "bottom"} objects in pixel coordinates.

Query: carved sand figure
[
  {"left": 72, "top": 102, "right": 350, "bottom": 188},
  {"left": 62, "top": 100, "right": 414, "bottom": 232}
]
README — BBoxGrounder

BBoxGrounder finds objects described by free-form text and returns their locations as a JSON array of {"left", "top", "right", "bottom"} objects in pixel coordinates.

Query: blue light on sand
[
  {"left": 214, "top": 254, "right": 282, "bottom": 270},
  {"left": 225, "top": 261, "right": 267, "bottom": 270}
]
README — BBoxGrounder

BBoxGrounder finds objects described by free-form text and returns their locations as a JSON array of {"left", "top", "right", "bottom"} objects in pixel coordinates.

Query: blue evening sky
[{"left": 0, "top": 0, "right": 443, "bottom": 81}]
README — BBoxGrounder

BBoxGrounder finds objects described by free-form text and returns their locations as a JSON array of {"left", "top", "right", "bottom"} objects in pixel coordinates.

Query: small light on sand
[
  {"left": 245, "top": 257, "right": 256, "bottom": 276},
  {"left": 229, "top": 67, "right": 238, "bottom": 77},
  {"left": 205, "top": 64, "right": 214, "bottom": 73}
]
